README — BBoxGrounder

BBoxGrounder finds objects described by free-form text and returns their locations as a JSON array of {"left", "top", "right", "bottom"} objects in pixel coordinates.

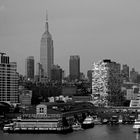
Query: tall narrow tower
[
  {"left": 40, "top": 11, "right": 54, "bottom": 80},
  {"left": 69, "top": 55, "right": 80, "bottom": 81},
  {"left": 25, "top": 56, "right": 34, "bottom": 80}
]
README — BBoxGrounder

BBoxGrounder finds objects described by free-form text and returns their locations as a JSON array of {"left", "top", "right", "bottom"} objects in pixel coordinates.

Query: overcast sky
[{"left": 0, "top": 0, "right": 140, "bottom": 75}]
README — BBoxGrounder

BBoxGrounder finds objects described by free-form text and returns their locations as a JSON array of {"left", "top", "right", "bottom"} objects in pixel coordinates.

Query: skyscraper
[
  {"left": 51, "top": 65, "right": 63, "bottom": 82},
  {"left": 0, "top": 54, "right": 19, "bottom": 103},
  {"left": 69, "top": 55, "right": 80, "bottom": 81},
  {"left": 130, "top": 68, "right": 138, "bottom": 83},
  {"left": 92, "top": 59, "right": 122, "bottom": 106},
  {"left": 40, "top": 12, "right": 54, "bottom": 80},
  {"left": 121, "top": 64, "right": 129, "bottom": 82},
  {"left": 25, "top": 56, "right": 34, "bottom": 80}
]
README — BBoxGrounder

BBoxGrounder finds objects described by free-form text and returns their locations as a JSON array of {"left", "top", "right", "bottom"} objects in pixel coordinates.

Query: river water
[{"left": 0, "top": 125, "right": 139, "bottom": 140}]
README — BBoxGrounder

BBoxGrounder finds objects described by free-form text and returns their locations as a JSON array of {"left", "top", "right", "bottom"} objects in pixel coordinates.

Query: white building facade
[{"left": 0, "top": 55, "right": 19, "bottom": 103}]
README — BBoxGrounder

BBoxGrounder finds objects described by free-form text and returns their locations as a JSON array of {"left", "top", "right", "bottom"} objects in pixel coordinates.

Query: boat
[
  {"left": 118, "top": 115, "right": 123, "bottom": 124},
  {"left": 3, "top": 118, "right": 72, "bottom": 133},
  {"left": 133, "top": 115, "right": 140, "bottom": 133},
  {"left": 72, "top": 122, "right": 82, "bottom": 131},
  {"left": 3, "top": 123, "right": 14, "bottom": 132},
  {"left": 101, "top": 118, "right": 109, "bottom": 124},
  {"left": 82, "top": 116, "right": 94, "bottom": 129},
  {"left": 92, "top": 115, "right": 101, "bottom": 125},
  {"left": 109, "top": 115, "right": 119, "bottom": 125},
  {"left": 128, "top": 115, "right": 135, "bottom": 124}
]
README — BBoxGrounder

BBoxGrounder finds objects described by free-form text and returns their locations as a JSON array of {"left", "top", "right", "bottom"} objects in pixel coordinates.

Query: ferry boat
[
  {"left": 133, "top": 115, "right": 140, "bottom": 133},
  {"left": 82, "top": 116, "right": 94, "bottom": 129},
  {"left": 3, "top": 123, "right": 14, "bottom": 132},
  {"left": 3, "top": 118, "right": 72, "bottom": 133}
]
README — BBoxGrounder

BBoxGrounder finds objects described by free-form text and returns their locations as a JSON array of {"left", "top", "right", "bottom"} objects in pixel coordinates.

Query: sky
[{"left": 0, "top": 0, "right": 140, "bottom": 76}]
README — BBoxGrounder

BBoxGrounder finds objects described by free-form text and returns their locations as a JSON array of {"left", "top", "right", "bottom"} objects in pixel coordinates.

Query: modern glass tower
[
  {"left": 40, "top": 12, "right": 54, "bottom": 80},
  {"left": 0, "top": 54, "right": 19, "bottom": 103}
]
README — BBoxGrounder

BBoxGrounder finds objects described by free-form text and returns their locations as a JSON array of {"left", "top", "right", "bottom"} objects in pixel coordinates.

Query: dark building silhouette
[
  {"left": 87, "top": 70, "right": 92, "bottom": 85},
  {"left": 130, "top": 68, "right": 138, "bottom": 83},
  {"left": 25, "top": 56, "right": 34, "bottom": 80},
  {"left": 51, "top": 65, "right": 62, "bottom": 82},
  {"left": 69, "top": 55, "right": 80, "bottom": 81},
  {"left": 121, "top": 64, "right": 129, "bottom": 82}
]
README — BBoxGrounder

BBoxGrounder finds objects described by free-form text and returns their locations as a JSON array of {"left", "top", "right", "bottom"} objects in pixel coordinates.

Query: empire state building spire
[{"left": 45, "top": 10, "right": 49, "bottom": 32}]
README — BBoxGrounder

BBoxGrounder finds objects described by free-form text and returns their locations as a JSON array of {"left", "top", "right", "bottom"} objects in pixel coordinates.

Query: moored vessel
[
  {"left": 82, "top": 116, "right": 94, "bottom": 129},
  {"left": 3, "top": 118, "right": 72, "bottom": 133},
  {"left": 72, "top": 121, "right": 82, "bottom": 131},
  {"left": 133, "top": 115, "right": 140, "bottom": 133}
]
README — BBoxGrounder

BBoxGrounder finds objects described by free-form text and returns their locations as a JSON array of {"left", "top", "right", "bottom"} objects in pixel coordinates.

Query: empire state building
[{"left": 40, "top": 13, "right": 54, "bottom": 80}]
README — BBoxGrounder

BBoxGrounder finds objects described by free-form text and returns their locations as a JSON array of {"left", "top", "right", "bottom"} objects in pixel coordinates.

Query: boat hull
[
  {"left": 3, "top": 127, "right": 73, "bottom": 134},
  {"left": 82, "top": 123, "right": 94, "bottom": 129}
]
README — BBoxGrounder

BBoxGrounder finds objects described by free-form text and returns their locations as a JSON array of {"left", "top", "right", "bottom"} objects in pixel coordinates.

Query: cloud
[{"left": 0, "top": 5, "right": 5, "bottom": 12}]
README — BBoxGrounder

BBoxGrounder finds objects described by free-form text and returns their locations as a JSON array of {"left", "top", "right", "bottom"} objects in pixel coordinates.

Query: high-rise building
[
  {"left": 0, "top": 54, "right": 19, "bottom": 103},
  {"left": 121, "top": 64, "right": 129, "bottom": 82},
  {"left": 25, "top": 56, "right": 34, "bottom": 80},
  {"left": 40, "top": 12, "right": 54, "bottom": 80},
  {"left": 130, "top": 68, "right": 138, "bottom": 83},
  {"left": 87, "top": 70, "right": 92, "bottom": 85},
  {"left": 92, "top": 59, "right": 122, "bottom": 106},
  {"left": 69, "top": 55, "right": 80, "bottom": 81},
  {"left": 51, "top": 65, "right": 63, "bottom": 82}
]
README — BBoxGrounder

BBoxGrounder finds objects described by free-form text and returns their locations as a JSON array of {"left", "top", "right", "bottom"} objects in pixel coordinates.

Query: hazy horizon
[{"left": 0, "top": 0, "right": 140, "bottom": 76}]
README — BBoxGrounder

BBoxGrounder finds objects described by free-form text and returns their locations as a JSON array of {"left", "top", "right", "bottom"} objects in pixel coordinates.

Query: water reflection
[
  {"left": 136, "top": 133, "right": 139, "bottom": 140},
  {"left": 0, "top": 125, "right": 138, "bottom": 140}
]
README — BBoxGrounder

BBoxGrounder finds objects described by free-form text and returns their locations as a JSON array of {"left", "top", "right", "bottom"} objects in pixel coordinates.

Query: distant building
[
  {"left": 72, "top": 95, "right": 92, "bottom": 102},
  {"left": 129, "top": 86, "right": 140, "bottom": 107},
  {"left": 40, "top": 12, "right": 54, "bottom": 80},
  {"left": 121, "top": 64, "right": 129, "bottom": 82},
  {"left": 35, "top": 62, "right": 43, "bottom": 82},
  {"left": 87, "top": 70, "right": 92, "bottom": 85},
  {"left": 62, "top": 86, "right": 77, "bottom": 96},
  {"left": 69, "top": 55, "right": 80, "bottom": 81},
  {"left": 25, "top": 56, "right": 34, "bottom": 81},
  {"left": 20, "top": 90, "right": 32, "bottom": 106},
  {"left": 130, "top": 68, "right": 138, "bottom": 83},
  {"left": 0, "top": 54, "right": 19, "bottom": 103},
  {"left": 51, "top": 65, "right": 62, "bottom": 82},
  {"left": 92, "top": 59, "right": 122, "bottom": 106}
]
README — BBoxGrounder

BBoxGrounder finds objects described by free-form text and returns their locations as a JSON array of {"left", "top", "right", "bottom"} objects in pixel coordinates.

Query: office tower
[
  {"left": 69, "top": 55, "right": 80, "bottom": 81},
  {"left": 0, "top": 54, "right": 19, "bottom": 103},
  {"left": 87, "top": 70, "right": 92, "bottom": 85},
  {"left": 51, "top": 65, "right": 63, "bottom": 82},
  {"left": 25, "top": 56, "right": 34, "bottom": 80},
  {"left": 92, "top": 59, "right": 122, "bottom": 106},
  {"left": 121, "top": 64, "right": 129, "bottom": 82},
  {"left": 40, "top": 12, "right": 54, "bottom": 80},
  {"left": 130, "top": 68, "right": 138, "bottom": 83}
]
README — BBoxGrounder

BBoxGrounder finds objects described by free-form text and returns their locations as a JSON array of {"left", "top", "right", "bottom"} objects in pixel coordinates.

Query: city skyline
[{"left": 0, "top": 0, "right": 140, "bottom": 75}]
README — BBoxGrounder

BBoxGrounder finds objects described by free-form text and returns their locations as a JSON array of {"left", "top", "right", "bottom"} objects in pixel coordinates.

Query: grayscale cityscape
[{"left": 0, "top": 0, "right": 140, "bottom": 140}]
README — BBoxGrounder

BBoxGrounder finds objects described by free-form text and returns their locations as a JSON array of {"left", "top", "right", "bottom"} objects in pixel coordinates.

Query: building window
[{"left": 39, "top": 107, "right": 44, "bottom": 113}]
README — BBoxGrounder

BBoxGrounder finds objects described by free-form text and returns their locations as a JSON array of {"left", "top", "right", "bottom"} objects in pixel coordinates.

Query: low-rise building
[{"left": 20, "top": 90, "right": 32, "bottom": 106}]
